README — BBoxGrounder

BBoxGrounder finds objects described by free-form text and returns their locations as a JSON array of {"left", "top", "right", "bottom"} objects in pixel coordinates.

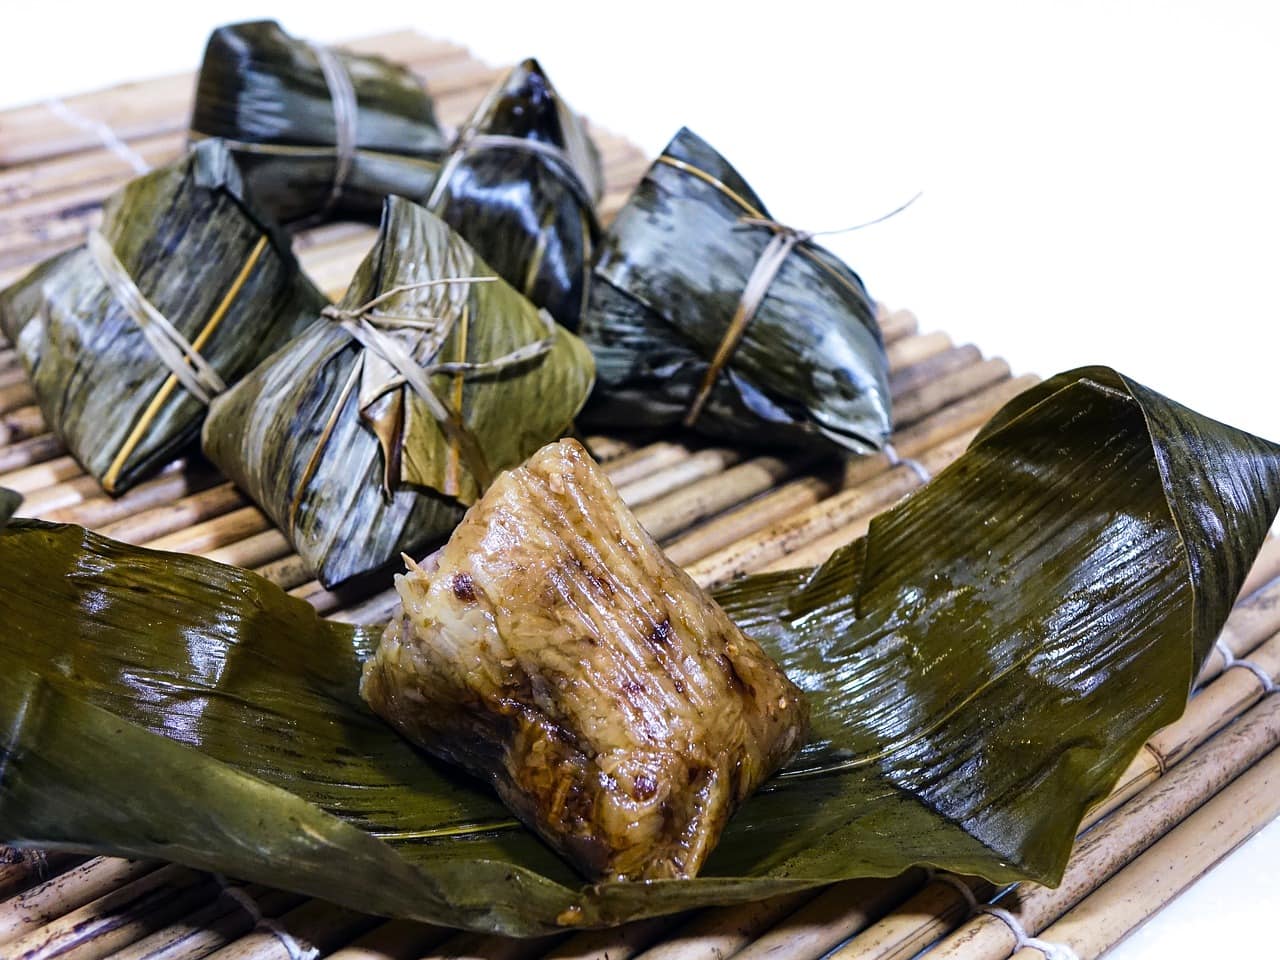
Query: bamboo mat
[{"left": 1, "top": 31, "right": 1278, "bottom": 960}]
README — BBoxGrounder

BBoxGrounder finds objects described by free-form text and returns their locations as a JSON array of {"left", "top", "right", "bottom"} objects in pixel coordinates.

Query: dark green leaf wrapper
[
  {"left": 192, "top": 20, "right": 446, "bottom": 225},
  {"left": 0, "top": 140, "right": 327, "bottom": 494},
  {"left": 201, "top": 195, "right": 595, "bottom": 588},
  {"left": 0, "top": 368, "right": 1275, "bottom": 934},
  {"left": 580, "top": 127, "right": 891, "bottom": 454},
  {"left": 427, "top": 59, "right": 602, "bottom": 329}
]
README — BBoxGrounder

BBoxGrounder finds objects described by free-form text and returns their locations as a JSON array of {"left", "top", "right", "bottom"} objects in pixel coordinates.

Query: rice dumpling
[
  {"left": 0, "top": 139, "right": 326, "bottom": 495},
  {"left": 425, "top": 58, "right": 602, "bottom": 330},
  {"left": 202, "top": 195, "right": 595, "bottom": 588},
  {"left": 362, "top": 438, "right": 809, "bottom": 882},
  {"left": 192, "top": 20, "right": 446, "bottom": 225},
  {"left": 579, "top": 127, "right": 892, "bottom": 454}
]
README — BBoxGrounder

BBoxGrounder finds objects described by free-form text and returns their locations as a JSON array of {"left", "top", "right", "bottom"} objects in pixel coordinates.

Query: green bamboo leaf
[
  {"left": 580, "top": 128, "right": 891, "bottom": 454},
  {"left": 1, "top": 367, "right": 1276, "bottom": 935},
  {"left": 202, "top": 195, "right": 595, "bottom": 588},
  {"left": 0, "top": 141, "right": 327, "bottom": 494},
  {"left": 191, "top": 20, "right": 446, "bottom": 225}
]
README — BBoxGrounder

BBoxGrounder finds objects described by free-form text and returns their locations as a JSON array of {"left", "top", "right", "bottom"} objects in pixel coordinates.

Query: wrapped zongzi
[
  {"left": 202, "top": 196, "right": 595, "bottom": 588},
  {"left": 425, "top": 58, "right": 602, "bottom": 329},
  {"left": 0, "top": 139, "right": 326, "bottom": 495},
  {"left": 192, "top": 20, "right": 447, "bottom": 225},
  {"left": 362, "top": 438, "right": 809, "bottom": 881},
  {"left": 580, "top": 127, "right": 892, "bottom": 454}
]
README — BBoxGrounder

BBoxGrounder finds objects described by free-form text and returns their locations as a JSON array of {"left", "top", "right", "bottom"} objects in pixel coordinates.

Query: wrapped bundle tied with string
[
  {"left": 580, "top": 127, "right": 893, "bottom": 454},
  {"left": 191, "top": 20, "right": 447, "bottom": 226},
  {"left": 0, "top": 139, "right": 326, "bottom": 495},
  {"left": 202, "top": 195, "right": 596, "bottom": 588},
  {"left": 425, "top": 58, "right": 602, "bottom": 330}
]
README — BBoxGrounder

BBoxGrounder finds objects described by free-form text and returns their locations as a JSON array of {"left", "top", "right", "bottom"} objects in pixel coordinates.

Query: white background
[{"left": 1, "top": 2, "right": 1277, "bottom": 956}]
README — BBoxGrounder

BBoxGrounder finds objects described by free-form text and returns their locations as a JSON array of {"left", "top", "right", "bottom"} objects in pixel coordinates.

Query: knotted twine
[
  {"left": 682, "top": 193, "right": 922, "bottom": 429},
  {"left": 321, "top": 277, "right": 559, "bottom": 492},
  {"left": 44, "top": 98, "right": 151, "bottom": 175},
  {"left": 86, "top": 230, "right": 227, "bottom": 405},
  {"left": 307, "top": 41, "right": 358, "bottom": 218},
  {"left": 425, "top": 129, "right": 595, "bottom": 213}
]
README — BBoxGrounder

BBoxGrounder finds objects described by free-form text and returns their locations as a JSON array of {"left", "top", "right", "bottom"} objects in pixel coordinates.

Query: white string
[
  {"left": 86, "top": 230, "right": 227, "bottom": 404},
  {"left": 44, "top": 98, "right": 151, "bottom": 175},
  {"left": 213, "top": 875, "right": 319, "bottom": 960},
  {"left": 884, "top": 442, "right": 932, "bottom": 484},
  {"left": 977, "top": 905, "right": 1081, "bottom": 960},
  {"left": 1215, "top": 638, "right": 1277, "bottom": 694},
  {"left": 308, "top": 41, "right": 358, "bottom": 216}
]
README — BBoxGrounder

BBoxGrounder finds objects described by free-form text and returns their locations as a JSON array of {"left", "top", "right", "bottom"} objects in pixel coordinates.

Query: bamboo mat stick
[
  {"left": 144, "top": 505, "right": 271, "bottom": 556},
  {"left": 663, "top": 375, "right": 1037, "bottom": 569},
  {"left": 202, "top": 899, "right": 382, "bottom": 960},
  {"left": 2, "top": 405, "right": 44, "bottom": 446},
  {"left": 0, "top": 453, "right": 81, "bottom": 493},
  {"left": 1235, "top": 531, "right": 1280, "bottom": 600},
  {"left": 890, "top": 358, "right": 1009, "bottom": 427},
  {"left": 542, "top": 915, "right": 676, "bottom": 960},
  {"left": 757, "top": 430, "right": 981, "bottom": 573},
  {"left": 37, "top": 462, "right": 211, "bottom": 525},
  {"left": 97, "top": 481, "right": 246, "bottom": 544},
  {"left": 412, "top": 930, "right": 561, "bottom": 960},
  {"left": 324, "top": 919, "right": 452, "bottom": 960},
  {"left": 0, "top": 380, "right": 35, "bottom": 414},
  {"left": 617, "top": 448, "right": 744, "bottom": 508},
  {"left": 929, "top": 692, "right": 1280, "bottom": 960},
  {"left": 640, "top": 455, "right": 812, "bottom": 543},
  {"left": 109, "top": 886, "right": 306, "bottom": 960},
  {"left": 827, "top": 876, "right": 995, "bottom": 960},
  {"left": 884, "top": 331, "right": 950, "bottom": 370},
  {"left": 0, "top": 857, "right": 158, "bottom": 945},
  {"left": 0, "top": 131, "right": 185, "bottom": 205},
  {"left": 1007, "top": 743, "right": 1280, "bottom": 960},
  {"left": 204, "top": 528, "right": 292, "bottom": 570},
  {"left": 728, "top": 875, "right": 923, "bottom": 960},
  {"left": 0, "top": 432, "right": 63, "bottom": 473},
  {"left": 3, "top": 865, "right": 217, "bottom": 960},
  {"left": 886, "top": 345, "right": 981, "bottom": 396},
  {"left": 0, "top": 853, "right": 83, "bottom": 902},
  {"left": 626, "top": 892, "right": 814, "bottom": 960}
]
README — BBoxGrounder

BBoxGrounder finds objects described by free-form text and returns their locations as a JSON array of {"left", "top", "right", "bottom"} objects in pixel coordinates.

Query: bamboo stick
[
  {"left": 325, "top": 919, "right": 452, "bottom": 960},
  {"left": 930, "top": 692, "right": 1280, "bottom": 960},
  {"left": 0, "top": 453, "right": 81, "bottom": 493},
  {"left": 98, "top": 481, "right": 246, "bottom": 544},
  {"left": 662, "top": 375, "right": 1036, "bottom": 569},
  {"left": 602, "top": 442, "right": 696, "bottom": 488},
  {"left": 542, "top": 916, "right": 676, "bottom": 960},
  {"left": 0, "top": 432, "right": 63, "bottom": 473},
  {"left": 418, "top": 931, "right": 561, "bottom": 960},
  {"left": 886, "top": 344, "right": 983, "bottom": 397},
  {"left": 640, "top": 454, "right": 811, "bottom": 543},
  {"left": 39, "top": 461, "right": 211, "bottom": 525},
  {"left": 580, "top": 434, "right": 641, "bottom": 463},
  {"left": 889, "top": 358, "right": 1009, "bottom": 427},
  {"left": 826, "top": 876, "right": 994, "bottom": 960},
  {"left": 204, "top": 529, "right": 292, "bottom": 569},
  {"left": 0, "top": 380, "right": 35, "bottom": 414},
  {"left": 0, "top": 405, "right": 46, "bottom": 448},
  {"left": 0, "top": 853, "right": 82, "bottom": 902},
  {"left": 884, "top": 331, "right": 950, "bottom": 370},
  {"left": 144, "top": 505, "right": 271, "bottom": 556},
  {"left": 203, "top": 899, "right": 381, "bottom": 960},
  {"left": 3, "top": 865, "right": 217, "bottom": 960},
  {"left": 627, "top": 892, "right": 814, "bottom": 960},
  {"left": 109, "top": 886, "right": 306, "bottom": 960},
  {"left": 729, "top": 875, "right": 922, "bottom": 960},
  {"left": 0, "top": 858, "right": 158, "bottom": 945},
  {"left": 1008, "top": 744, "right": 1280, "bottom": 960},
  {"left": 756, "top": 430, "right": 980, "bottom": 573},
  {"left": 617, "top": 448, "right": 743, "bottom": 508}
]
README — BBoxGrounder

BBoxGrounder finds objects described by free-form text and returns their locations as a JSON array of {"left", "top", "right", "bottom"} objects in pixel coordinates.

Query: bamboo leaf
[
  {"left": 1, "top": 367, "right": 1276, "bottom": 935},
  {"left": 580, "top": 128, "right": 891, "bottom": 454},
  {"left": 191, "top": 20, "right": 446, "bottom": 225}
]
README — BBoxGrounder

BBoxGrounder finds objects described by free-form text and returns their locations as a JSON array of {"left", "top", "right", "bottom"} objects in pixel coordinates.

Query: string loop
[
  {"left": 45, "top": 99, "right": 151, "bottom": 174},
  {"left": 324, "top": 276, "right": 559, "bottom": 491},
  {"left": 308, "top": 41, "right": 358, "bottom": 217},
  {"left": 1215, "top": 638, "right": 1277, "bottom": 694},
  {"left": 87, "top": 230, "right": 227, "bottom": 405}
]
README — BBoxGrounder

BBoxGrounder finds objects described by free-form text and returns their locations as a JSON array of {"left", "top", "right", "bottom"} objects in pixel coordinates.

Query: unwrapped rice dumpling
[
  {"left": 425, "top": 58, "right": 602, "bottom": 329},
  {"left": 0, "top": 139, "right": 326, "bottom": 494},
  {"left": 192, "top": 20, "right": 447, "bottom": 225},
  {"left": 362, "top": 438, "right": 810, "bottom": 882},
  {"left": 580, "top": 127, "right": 892, "bottom": 454},
  {"left": 202, "top": 196, "right": 595, "bottom": 588}
]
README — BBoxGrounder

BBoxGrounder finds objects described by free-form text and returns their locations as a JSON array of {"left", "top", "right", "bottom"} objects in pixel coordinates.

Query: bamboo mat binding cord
[{"left": 0, "top": 29, "right": 1277, "bottom": 960}]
